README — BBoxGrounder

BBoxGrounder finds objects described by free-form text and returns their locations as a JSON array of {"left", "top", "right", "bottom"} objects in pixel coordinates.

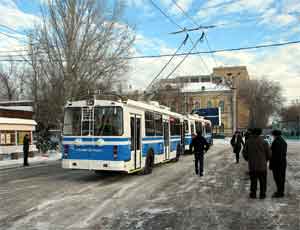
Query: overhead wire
[
  {"left": 148, "top": 0, "right": 209, "bottom": 75},
  {"left": 171, "top": 0, "right": 218, "bottom": 67},
  {"left": 146, "top": 34, "right": 189, "bottom": 91},
  {"left": 0, "top": 40, "right": 299, "bottom": 62}
]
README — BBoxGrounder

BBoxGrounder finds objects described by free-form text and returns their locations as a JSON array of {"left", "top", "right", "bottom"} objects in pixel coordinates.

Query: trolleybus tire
[{"left": 144, "top": 149, "right": 154, "bottom": 174}]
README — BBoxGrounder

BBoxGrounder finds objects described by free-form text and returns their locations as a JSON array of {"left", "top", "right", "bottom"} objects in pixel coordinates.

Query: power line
[
  {"left": 149, "top": 0, "right": 209, "bottom": 74},
  {"left": 146, "top": 34, "right": 189, "bottom": 90},
  {"left": 0, "top": 31, "right": 26, "bottom": 41},
  {"left": 0, "top": 24, "right": 26, "bottom": 36},
  {"left": 164, "top": 35, "right": 204, "bottom": 79},
  {"left": 171, "top": 0, "right": 218, "bottom": 66},
  {"left": 148, "top": 0, "right": 184, "bottom": 30},
  {"left": 0, "top": 40, "right": 299, "bottom": 62}
]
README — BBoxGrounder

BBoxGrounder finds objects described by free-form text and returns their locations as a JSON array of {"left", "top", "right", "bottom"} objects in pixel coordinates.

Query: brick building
[{"left": 154, "top": 66, "right": 250, "bottom": 136}]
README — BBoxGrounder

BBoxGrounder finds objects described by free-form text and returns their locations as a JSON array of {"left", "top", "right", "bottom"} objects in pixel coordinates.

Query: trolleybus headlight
[{"left": 113, "top": 145, "right": 118, "bottom": 160}]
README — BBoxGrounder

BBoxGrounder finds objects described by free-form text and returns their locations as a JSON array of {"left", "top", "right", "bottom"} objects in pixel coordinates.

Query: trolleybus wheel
[{"left": 144, "top": 149, "right": 154, "bottom": 174}]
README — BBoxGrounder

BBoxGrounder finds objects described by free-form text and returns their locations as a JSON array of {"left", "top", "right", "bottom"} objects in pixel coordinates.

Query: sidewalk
[{"left": 0, "top": 151, "right": 62, "bottom": 170}]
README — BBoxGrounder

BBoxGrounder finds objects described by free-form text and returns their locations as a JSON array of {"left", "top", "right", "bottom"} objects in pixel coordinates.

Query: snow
[
  {"left": 0, "top": 117, "right": 37, "bottom": 125},
  {"left": 0, "top": 151, "right": 61, "bottom": 169},
  {"left": 181, "top": 82, "right": 231, "bottom": 93},
  {"left": 0, "top": 106, "right": 33, "bottom": 112}
]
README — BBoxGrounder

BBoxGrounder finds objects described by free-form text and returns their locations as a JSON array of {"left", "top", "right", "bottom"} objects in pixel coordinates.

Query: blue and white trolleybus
[{"left": 62, "top": 98, "right": 211, "bottom": 174}]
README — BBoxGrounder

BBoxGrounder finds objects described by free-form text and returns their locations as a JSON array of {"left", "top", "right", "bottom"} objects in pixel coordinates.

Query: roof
[
  {"left": 181, "top": 82, "right": 231, "bottom": 93},
  {"left": 0, "top": 106, "right": 33, "bottom": 112},
  {"left": 0, "top": 117, "right": 37, "bottom": 126}
]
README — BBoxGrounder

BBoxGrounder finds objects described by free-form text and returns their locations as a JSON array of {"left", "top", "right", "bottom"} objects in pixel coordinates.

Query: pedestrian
[
  {"left": 243, "top": 128, "right": 271, "bottom": 199},
  {"left": 230, "top": 131, "right": 245, "bottom": 163},
  {"left": 23, "top": 134, "right": 30, "bottom": 167},
  {"left": 269, "top": 130, "right": 287, "bottom": 198},
  {"left": 244, "top": 128, "right": 253, "bottom": 142},
  {"left": 190, "top": 130, "right": 209, "bottom": 176}
]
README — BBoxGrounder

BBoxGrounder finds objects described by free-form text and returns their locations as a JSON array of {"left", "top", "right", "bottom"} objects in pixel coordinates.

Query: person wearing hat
[
  {"left": 243, "top": 128, "right": 271, "bottom": 199},
  {"left": 269, "top": 130, "right": 287, "bottom": 198}
]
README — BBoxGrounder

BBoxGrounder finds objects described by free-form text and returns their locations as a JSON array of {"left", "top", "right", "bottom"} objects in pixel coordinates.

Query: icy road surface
[{"left": 0, "top": 140, "right": 299, "bottom": 230}]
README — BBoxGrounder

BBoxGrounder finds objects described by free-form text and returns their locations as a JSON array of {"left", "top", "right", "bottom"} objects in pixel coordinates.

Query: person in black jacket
[
  {"left": 23, "top": 134, "right": 30, "bottom": 167},
  {"left": 269, "top": 130, "right": 287, "bottom": 198},
  {"left": 231, "top": 131, "right": 245, "bottom": 163},
  {"left": 191, "top": 131, "right": 209, "bottom": 176}
]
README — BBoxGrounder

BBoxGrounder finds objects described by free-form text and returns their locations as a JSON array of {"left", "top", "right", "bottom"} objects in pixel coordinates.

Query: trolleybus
[{"left": 62, "top": 98, "right": 212, "bottom": 173}]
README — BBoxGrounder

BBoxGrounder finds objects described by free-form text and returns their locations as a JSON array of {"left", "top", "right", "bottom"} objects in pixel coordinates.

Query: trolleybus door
[
  {"left": 130, "top": 115, "right": 141, "bottom": 169},
  {"left": 163, "top": 120, "right": 170, "bottom": 160}
]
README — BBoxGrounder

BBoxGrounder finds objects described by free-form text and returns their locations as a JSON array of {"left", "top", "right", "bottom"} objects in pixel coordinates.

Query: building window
[
  {"left": 0, "top": 131, "right": 16, "bottom": 145},
  {"left": 219, "top": 101, "right": 225, "bottom": 113},
  {"left": 17, "top": 131, "right": 31, "bottom": 145},
  {"left": 207, "top": 101, "right": 212, "bottom": 108}
]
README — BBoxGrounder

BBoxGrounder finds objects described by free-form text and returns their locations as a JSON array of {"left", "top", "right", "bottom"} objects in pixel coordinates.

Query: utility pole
[{"left": 232, "top": 76, "right": 237, "bottom": 133}]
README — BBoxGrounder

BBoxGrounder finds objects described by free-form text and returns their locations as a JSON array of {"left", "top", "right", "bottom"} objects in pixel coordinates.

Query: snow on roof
[
  {"left": 0, "top": 106, "right": 33, "bottom": 112},
  {"left": 0, "top": 117, "right": 37, "bottom": 126},
  {"left": 181, "top": 82, "right": 231, "bottom": 93},
  {"left": 0, "top": 100, "right": 33, "bottom": 104}
]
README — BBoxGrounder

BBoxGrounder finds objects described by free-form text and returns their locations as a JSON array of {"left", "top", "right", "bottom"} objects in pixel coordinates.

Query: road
[{"left": 0, "top": 141, "right": 299, "bottom": 230}]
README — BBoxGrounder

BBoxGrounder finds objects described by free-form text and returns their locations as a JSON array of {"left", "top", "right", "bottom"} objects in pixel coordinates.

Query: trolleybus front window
[
  {"left": 94, "top": 107, "right": 123, "bottom": 136},
  {"left": 63, "top": 108, "right": 81, "bottom": 136}
]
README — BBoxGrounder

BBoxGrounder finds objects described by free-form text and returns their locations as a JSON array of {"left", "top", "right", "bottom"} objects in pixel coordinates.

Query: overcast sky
[{"left": 0, "top": 0, "right": 300, "bottom": 104}]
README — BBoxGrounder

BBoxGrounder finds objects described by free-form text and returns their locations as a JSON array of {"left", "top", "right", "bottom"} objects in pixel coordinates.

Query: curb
[{"left": 0, "top": 159, "right": 61, "bottom": 171}]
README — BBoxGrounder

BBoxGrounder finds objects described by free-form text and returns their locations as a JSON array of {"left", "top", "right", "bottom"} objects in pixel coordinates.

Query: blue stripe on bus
[
  {"left": 142, "top": 137, "right": 163, "bottom": 141},
  {"left": 67, "top": 144, "right": 131, "bottom": 161},
  {"left": 142, "top": 142, "right": 164, "bottom": 156},
  {"left": 185, "top": 137, "right": 192, "bottom": 145},
  {"left": 63, "top": 137, "right": 129, "bottom": 142}
]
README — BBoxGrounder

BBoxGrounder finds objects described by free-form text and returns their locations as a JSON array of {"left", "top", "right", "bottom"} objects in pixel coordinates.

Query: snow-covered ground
[{"left": 0, "top": 151, "right": 62, "bottom": 170}]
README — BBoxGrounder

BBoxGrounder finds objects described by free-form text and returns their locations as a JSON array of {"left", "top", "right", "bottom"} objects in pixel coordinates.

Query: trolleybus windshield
[
  {"left": 94, "top": 107, "right": 123, "bottom": 136},
  {"left": 63, "top": 106, "right": 123, "bottom": 136}
]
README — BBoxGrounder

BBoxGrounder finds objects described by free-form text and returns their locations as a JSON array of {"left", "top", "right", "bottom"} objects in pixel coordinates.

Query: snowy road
[{"left": 0, "top": 141, "right": 299, "bottom": 230}]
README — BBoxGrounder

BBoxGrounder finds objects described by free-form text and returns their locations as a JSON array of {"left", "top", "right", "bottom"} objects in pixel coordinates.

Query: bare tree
[
  {"left": 0, "top": 60, "right": 25, "bottom": 101},
  {"left": 280, "top": 102, "right": 300, "bottom": 122},
  {"left": 26, "top": 0, "right": 135, "bottom": 128},
  {"left": 239, "top": 78, "right": 284, "bottom": 128}
]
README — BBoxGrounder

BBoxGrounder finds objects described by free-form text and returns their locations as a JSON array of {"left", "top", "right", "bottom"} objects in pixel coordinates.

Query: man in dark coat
[
  {"left": 231, "top": 131, "right": 245, "bottom": 163},
  {"left": 269, "top": 130, "right": 287, "bottom": 198},
  {"left": 191, "top": 131, "right": 209, "bottom": 176},
  {"left": 23, "top": 134, "right": 30, "bottom": 167},
  {"left": 244, "top": 128, "right": 253, "bottom": 142},
  {"left": 243, "top": 128, "right": 271, "bottom": 199}
]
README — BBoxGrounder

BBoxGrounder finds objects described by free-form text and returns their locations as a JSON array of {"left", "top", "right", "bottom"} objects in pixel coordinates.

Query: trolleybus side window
[
  {"left": 145, "top": 111, "right": 155, "bottom": 136},
  {"left": 154, "top": 113, "right": 163, "bottom": 136},
  {"left": 94, "top": 107, "right": 123, "bottom": 136},
  {"left": 145, "top": 112, "right": 163, "bottom": 136},
  {"left": 63, "top": 107, "right": 81, "bottom": 136},
  {"left": 170, "top": 117, "right": 180, "bottom": 135}
]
